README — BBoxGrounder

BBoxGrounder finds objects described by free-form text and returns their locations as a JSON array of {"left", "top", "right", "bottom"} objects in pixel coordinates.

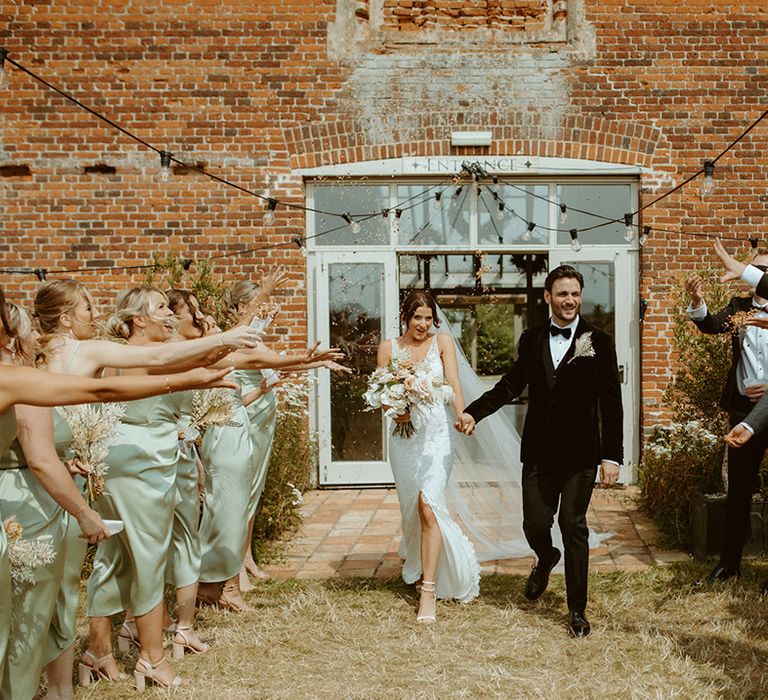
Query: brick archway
[{"left": 285, "top": 114, "right": 665, "bottom": 172}]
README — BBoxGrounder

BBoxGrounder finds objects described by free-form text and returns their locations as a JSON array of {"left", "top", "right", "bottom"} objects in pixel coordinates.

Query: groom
[{"left": 455, "top": 265, "right": 623, "bottom": 637}]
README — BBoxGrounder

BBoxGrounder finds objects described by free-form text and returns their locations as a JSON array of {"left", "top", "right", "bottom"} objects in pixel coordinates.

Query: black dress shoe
[
  {"left": 524, "top": 547, "right": 561, "bottom": 601},
  {"left": 568, "top": 610, "right": 591, "bottom": 638},
  {"left": 705, "top": 565, "right": 740, "bottom": 583}
]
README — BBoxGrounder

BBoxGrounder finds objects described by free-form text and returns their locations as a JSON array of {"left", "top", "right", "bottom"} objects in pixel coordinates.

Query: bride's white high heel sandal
[{"left": 416, "top": 580, "right": 437, "bottom": 624}]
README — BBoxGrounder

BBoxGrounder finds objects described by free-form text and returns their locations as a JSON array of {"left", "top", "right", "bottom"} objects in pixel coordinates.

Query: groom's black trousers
[{"left": 522, "top": 459, "right": 597, "bottom": 613}]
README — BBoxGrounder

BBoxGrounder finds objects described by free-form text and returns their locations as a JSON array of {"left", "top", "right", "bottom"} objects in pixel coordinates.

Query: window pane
[
  {"left": 397, "top": 184, "right": 469, "bottom": 246},
  {"left": 478, "top": 185, "right": 548, "bottom": 245},
  {"left": 313, "top": 185, "right": 389, "bottom": 246},
  {"left": 328, "top": 263, "right": 385, "bottom": 460},
  {"left": 556, "top": 184, "right": 632, "bottom": 246},
  {"left": 569, "top": 261, "right": 616, "bottom": 335}
]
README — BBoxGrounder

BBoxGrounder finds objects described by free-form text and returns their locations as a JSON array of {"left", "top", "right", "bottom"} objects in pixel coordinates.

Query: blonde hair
[
  {"left": 6, "top": 303, "right": 34, "bottom": 339},
  {"left": 34, "top": 279, "right": 93, "bottom": 334},
  {"left": 223, "top": 280, "right": 262, "bottom": 324},
  {"left": 5, "top": 303, "right": 36, "bottom": 364},
  {"left": 106, "top": 286, "right": 170, "bottom": 340}
]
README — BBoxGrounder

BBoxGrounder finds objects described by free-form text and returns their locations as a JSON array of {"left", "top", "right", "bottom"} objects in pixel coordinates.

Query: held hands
[
  {"left": 725, "top": 423, "right": 753, "bottom": 448},
  {"left": 454, "top": 412, "right": 476, "bottom": 435},
  {"left": 714, "top": 239, "right": 747, "bottom": 283},
  {"left": 685, "top": 273, "right": 705, "bottom": 308},
  {"left": 599, "top": 461, "right": 620, "bottom": 487}
]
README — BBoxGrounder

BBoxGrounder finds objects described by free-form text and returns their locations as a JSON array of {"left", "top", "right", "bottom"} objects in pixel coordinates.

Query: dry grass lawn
[{"left": 71, "top": 561, "right": 768, "bottom": 699}]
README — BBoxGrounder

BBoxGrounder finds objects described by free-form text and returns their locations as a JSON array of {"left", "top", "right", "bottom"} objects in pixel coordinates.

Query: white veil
[{"left": 438, "top": 305, "right": 611, "bottom": 564}]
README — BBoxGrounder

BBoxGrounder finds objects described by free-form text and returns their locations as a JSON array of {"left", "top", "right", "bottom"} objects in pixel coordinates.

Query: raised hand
[
  {"left": 302, "top": 341, "right": 345, "bottom": 364},
  {"left": 453, "top": 412, "right": 476, "bottom": 435},
  {"left": 222, "top": 325, "right": 264, "bottom": 348},
  {"left": 182, "top": 366, "right": 238, "bottom": 391},
  {"left": 745, "top": 317, "right": 768, "bottom": 330},
  {"left": 259, "top": 267, "right": 289, "bottom": 297},
  {"left": 685, "top": 273, "right": 705, "bottom": 308},
  {"left": 323, "top": 360, "right": 353, "bottom": 374},
  {"left": 714, "top": 239, "right": 746, "bottom": 283},
  {"left": 724, "top": 423, "right": 752, "bottom": 448}
]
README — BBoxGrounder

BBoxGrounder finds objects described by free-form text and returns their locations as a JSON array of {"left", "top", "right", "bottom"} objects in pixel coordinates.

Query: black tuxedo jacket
[
  {"left": 464, "top": 318, "right": 623, "bottom": 468},
  {"left": 691, "top": 294, "right": 753, "bottom": 413}
]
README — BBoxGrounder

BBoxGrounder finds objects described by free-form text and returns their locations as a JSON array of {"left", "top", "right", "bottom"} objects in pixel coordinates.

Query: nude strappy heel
[
  {"left": 116, "top": 620, "right": 139, "bottom": 652},
  {"left": 172, "top": 625, "right": 210, "bottom": 660},
  {"left": 134, "top": 655, "right": 183, "bottom": 691},
  {"left": 416, "top": 580, "right": 437, "bottom": 624},
  {"left": 77, "top": 650, "right": 128, "bottom": 686}
]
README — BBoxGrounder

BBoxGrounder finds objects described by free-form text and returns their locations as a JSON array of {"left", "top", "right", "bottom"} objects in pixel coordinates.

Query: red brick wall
[{"left": 1, "top": 0, "right": 767, "bottom": 438}]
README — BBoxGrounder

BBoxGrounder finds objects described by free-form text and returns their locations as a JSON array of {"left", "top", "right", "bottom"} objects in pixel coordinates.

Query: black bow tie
[{"left": 550, "top": 326, "right": 572, "bottom": 339}]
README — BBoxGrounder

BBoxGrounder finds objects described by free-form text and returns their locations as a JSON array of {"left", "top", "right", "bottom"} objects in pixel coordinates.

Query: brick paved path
[{"left": 266, "top": 486, "right": 688, "bottom": 580}]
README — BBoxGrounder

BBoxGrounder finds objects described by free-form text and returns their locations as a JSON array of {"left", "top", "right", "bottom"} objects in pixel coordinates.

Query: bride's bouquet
[
  {"left": 363, "top": 352, "right": 453, "bottom": 439},
  {"left": 58, "top": 402, "right": 126, "bottom": 502}
]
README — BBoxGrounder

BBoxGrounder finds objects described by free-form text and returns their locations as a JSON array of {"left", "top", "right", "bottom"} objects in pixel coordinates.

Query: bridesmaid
[
  {"left": 0, "top": 287, "right": 235, "bottom": 696},
  {"left": 223, "top": 281, "right": 281, "bottom": 585},
  {"left": 84, "top": 286, "right": 257, "bottom": 689},
  {"left": 30, "top": 278, "right": 261, "bottom": 696},
  {"left": 0, "top": 304, "right": 113, "bottom": 700}
]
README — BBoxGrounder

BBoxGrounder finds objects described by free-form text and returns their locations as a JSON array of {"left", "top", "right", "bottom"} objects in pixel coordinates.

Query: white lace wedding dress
[{"left": 388, "top": 335, "right": 480, "bottom": 603}]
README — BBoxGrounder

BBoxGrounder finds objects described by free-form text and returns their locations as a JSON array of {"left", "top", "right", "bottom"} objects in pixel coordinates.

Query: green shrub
[{"left": 252, "top": 378, "right": 317, "bottom": 565}]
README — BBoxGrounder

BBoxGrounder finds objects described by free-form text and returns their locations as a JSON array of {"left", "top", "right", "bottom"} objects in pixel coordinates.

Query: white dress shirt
[{"left": 549, "top": 316, "right": 580, "bottom": 369}]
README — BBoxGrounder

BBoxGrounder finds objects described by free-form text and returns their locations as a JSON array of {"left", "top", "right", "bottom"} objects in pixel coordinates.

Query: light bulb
[
  {"left": 342, "top": 212, "right": 362, "bottom": 234},
  {"left": 521, "top": 221, "right": 535, "bottom": 242},
  {"left": 451, "top": 186, "right": 463, "bottom": 205},
  {"left": 495, "top": 201, "right": 505, "bottom": 221},
  {"left": 701, "top": 160, "right": 715, "bottom": 197},
  {"left": 570, "top": 229, "right": 582, "bottom": 252},
  {"left": 350, "top": 220, "right": 361, "bottom": 234},
  {"left": 159, "top": 150, "right": 173, "bottom": 183},
  {"left": 623, "top": 213, "right": 635, "bottom": 242},
  {"left": 434, "top": 192, "right": 442, "bottom": 210},
  {"left": 559, "top": 203, "right": 568, "bottom": 225},
  {"left": 639, "top": 226, "right": 650, "bottom": 247},
  {"left": 392, "top": 210, "right": 402, "bottom": 236},
  {"left": 264, "top": 198, "right": 277, "bottom": 225}
]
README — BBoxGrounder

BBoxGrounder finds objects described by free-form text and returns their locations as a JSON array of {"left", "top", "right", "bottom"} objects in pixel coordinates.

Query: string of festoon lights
[{"left": 0, "top": 47, "right": 766, "bottom": 279}]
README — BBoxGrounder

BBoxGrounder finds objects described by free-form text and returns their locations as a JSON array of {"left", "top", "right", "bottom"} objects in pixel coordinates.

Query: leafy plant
[{"left": 251, "top": 387, "right": 317, "bottom": 565}]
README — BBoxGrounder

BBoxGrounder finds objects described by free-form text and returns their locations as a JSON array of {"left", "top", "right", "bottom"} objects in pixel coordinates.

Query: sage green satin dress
[
  {"left": 45, "top": 410, "right": 87, "bottom": 664},
  {"left": 239, "top": 370, "right": 278, "bottom": 521},
  {"left": 0, "top": 409, "right": 18, "bottom": 695},
  {"left": 166, "top": 391, "right": 201, "bottom": 589},
  {"left": 88, "top": 393, "right": 183, "bottom": 618},
  {"left": 0, "top": 411, "right": 72, "bottom": 700},
  {"left": 198, "top": 382, "right": 254, "bottom": 583}
]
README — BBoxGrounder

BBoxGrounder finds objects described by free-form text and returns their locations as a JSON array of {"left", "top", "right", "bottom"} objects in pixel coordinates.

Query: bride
[{"left": 375, "top": 291, "right": 480, "bottom": 624}]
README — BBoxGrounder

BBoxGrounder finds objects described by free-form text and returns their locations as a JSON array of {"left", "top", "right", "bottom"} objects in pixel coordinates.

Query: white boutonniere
[{"left": 567, "top": 331, "right": 596, "bottom": 364}]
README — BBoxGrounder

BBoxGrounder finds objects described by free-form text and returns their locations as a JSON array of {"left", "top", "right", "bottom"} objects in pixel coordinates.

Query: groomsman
[
  {"left": 456, "top": 265, "right": 623, "bottom": 637},
  {"left": 699, "top": 240, "right": 768, "bottom": 581}
]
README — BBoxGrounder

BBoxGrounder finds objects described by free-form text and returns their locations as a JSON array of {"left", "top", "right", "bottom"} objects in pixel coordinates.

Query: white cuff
[
  {"left": 739, "top": 422, "right": 755, "bottom": 435},
  {"left": 741, "top": 265, "right": 764, "bottom": 289},
  {"left": 602, "top": 459, "right": 620, "bottom": 466},
  {"left": 686, "top": 302, "right": 708, "bottom": 320}
]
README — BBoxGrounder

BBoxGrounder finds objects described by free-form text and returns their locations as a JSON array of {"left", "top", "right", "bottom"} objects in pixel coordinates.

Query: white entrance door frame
[{"left": 313, "top": 249, "right": 399, "bottom": 485}]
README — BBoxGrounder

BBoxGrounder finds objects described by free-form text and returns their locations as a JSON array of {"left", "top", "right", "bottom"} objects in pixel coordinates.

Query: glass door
[
  {"left": 314, "top": 251, "right": 399, "bottom": 485},
  {"left": 548, "top": 248, "right": 640, "bottom": 481}
]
